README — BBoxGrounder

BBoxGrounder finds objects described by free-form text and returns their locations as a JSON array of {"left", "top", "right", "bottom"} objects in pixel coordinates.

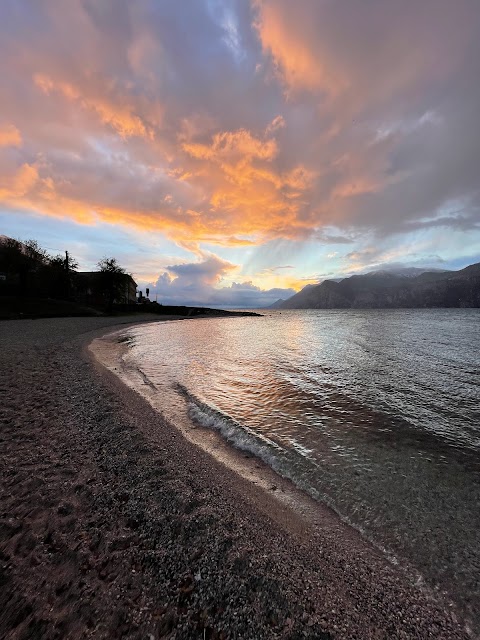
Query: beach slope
[{"left": 0, "top": 317, "right": 469, "bottom": 639}]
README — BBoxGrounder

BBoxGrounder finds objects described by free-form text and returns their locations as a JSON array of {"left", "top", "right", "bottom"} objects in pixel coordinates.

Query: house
[
  {"left": 123, "top": 274, "right": 138, "bottom": 304},
  {"left": 75, "top": 272, "right": 137, "bottom": 306}
]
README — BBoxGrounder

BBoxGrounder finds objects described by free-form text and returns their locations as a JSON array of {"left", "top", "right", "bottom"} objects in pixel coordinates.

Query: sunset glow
[{"left": 1, "top": 0, "right": 479, "bottom": 306}]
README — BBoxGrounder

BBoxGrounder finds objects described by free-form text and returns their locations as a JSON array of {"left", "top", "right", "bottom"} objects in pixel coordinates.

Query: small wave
[
  {"left": 177, "top": 384, "right": 287, "bottom": 470},
  {"left": 178, "top": 381, "right": 347, "bottom": 506},
  {"left": 287, "top": 437, "right": 314, "bottom": 459},
  {"left": 177, "top": 382, "right": 404, "bottom": 570}
]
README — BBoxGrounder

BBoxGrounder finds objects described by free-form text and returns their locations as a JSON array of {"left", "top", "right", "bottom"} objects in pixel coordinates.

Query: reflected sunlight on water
[{"left": 123, "top": 309, "right": 480, "bottom": 625}]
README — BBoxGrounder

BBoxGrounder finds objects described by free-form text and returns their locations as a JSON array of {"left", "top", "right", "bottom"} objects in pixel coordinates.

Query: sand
[{"left": 0, "top": 316, "right": 471, "bottom": 639}]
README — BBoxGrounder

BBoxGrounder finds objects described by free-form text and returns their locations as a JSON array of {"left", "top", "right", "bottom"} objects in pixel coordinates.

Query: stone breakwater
[{"left": 0, "top": 316, "right": 470, "bottom": 639}]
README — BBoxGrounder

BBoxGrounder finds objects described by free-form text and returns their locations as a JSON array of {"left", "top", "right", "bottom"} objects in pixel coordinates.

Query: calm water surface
[{"left": 122, "top": 309, "right": 480, "bottom": 627}]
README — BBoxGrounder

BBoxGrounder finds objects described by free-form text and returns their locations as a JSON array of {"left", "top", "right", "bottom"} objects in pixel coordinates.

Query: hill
[{"left": 279, "top": 263, "right": 480, "bottom": 309}]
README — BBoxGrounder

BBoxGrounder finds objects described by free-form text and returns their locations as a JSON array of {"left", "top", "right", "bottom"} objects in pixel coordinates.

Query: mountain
[
  {"left": 278, "top": 263, "right": 480, "bottom": 309},
  {"left": 267, "top": 298, "right": 286, "bottom": 309}
]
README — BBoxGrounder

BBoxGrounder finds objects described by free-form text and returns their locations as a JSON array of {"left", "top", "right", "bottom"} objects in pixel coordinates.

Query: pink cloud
[{"left": 0, "top": 0, "right": 478, "bottom": 255}]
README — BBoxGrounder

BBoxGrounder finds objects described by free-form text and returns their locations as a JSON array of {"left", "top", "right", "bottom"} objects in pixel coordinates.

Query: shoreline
[
  {"left": 0, "top": 316, "right": 471, "bottom": 638},
  {"left": 89, "top": 324, "right": 432, "bottom": 573},
  {"left": 89, "top": 324, "right": 343, "bottom": 539}
]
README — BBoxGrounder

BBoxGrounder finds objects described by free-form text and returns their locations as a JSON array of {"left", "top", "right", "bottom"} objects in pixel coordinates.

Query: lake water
[{"left": 120, "top": 309, "right": 480, "bottom": 629}]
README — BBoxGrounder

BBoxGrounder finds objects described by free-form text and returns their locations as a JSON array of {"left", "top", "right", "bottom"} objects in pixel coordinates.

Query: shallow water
[{"left": 122, "top": 309, "right": 480, "bottom": 626}]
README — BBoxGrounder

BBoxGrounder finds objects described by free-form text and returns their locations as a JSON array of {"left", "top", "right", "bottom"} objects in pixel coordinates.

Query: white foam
[
  {"left": 188, "top": 400, "right": 284, "bottom": 470},
  {"left": 186, "top": 391, "right": 405, "bottom": 572}
]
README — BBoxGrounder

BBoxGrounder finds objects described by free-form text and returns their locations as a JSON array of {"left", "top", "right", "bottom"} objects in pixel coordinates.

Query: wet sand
[{"left": 0, "top": 316, "right": 471, "bottom": 639}]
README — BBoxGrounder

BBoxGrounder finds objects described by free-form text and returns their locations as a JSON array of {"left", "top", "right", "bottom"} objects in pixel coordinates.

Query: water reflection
[{"left": 125, "top": 309, "right": 480, "bottom": 628}]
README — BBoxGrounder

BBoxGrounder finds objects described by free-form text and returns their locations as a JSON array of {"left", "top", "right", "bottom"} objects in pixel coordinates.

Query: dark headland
[
  {"left": 0, "top": 315, "right": 470, "bottom": 639},
  {"left": 0, "top": 297, "right": 260, "bottom": 320}
]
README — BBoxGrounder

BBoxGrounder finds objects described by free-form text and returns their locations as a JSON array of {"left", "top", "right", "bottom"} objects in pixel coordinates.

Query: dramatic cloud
[
  {"left": 146, "top": 253, "right": 294, "bottom": 308},
  {"left": 1, "top": 0, "right": 479, "bottom": 304}
]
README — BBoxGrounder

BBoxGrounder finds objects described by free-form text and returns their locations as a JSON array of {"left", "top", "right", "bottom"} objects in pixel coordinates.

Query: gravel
[{"left": 0, "top": 316, "right": 471, "bottom": 639}]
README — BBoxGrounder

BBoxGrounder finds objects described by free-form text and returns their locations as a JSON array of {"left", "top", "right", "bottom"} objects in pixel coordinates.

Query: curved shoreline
[
  {"left": 0, "top": 316, "right": 471, "bottom": 638},
  {"left": 89, "top": 324, "right": 345, "bottom": 539},
  {"left": 90, "top": 324, "right": 426, "bottom": 574}
]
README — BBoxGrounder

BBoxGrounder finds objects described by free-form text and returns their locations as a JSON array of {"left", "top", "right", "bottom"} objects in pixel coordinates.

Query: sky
[{"left": 1, "top": 0, "right": 480, "bottom": 307}]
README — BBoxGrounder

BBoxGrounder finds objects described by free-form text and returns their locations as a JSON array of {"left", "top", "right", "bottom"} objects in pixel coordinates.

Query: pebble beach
[{"left": 0, "top": 316, "right": 471, "bottom": 639}]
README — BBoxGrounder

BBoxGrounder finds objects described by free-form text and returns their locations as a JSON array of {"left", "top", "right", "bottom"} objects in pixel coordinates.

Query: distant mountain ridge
[
  {"left": 278, "top": 263, "right": 480, "bottom": 309},
  {"left": 268, "top": 298, "right": 286, "bottom": 309}
]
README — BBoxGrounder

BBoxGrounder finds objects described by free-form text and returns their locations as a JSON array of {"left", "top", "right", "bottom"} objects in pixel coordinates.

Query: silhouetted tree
[
  {"left": 97, "top": 257, "right": 127, "bottom": 311},
  {"left": 24, "top": 240, "right": 51, "bottom": 295},
  {"left": 0, "top": 238, "right": 23, "bottom": 295},
  {"left": 23, "top": 239, "right": 49, "bottom": 264},
  {"left": 48, "top": 252, "right": 78, "bottom": 299},
  {"left": 0, "top": 238, "right": 23, "bottom": 274},
  {"left": 0, "top": 237, "right": 80, "bottom": 299},
  {"left": 0, "top": 237, "right": 49, "bottom": 295}
]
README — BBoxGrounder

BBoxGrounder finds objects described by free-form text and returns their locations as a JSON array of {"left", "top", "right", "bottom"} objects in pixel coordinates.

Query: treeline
[
  {"left": 0, "top": 237, "right": 130, "bottom": 309},
  {"left": 0, "top": 237, "right": 77, "bottom": 299}
]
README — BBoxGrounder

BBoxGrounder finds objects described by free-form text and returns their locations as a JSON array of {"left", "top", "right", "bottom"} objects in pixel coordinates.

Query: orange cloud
[
  {"left": 0, "top": 163, "right": 96, "bottom": 225},
  {"left": 0, "top": 124, "right": 22, "bottom": 148},
  {"left": 253, "top": 1, "right": 345, "bottom": 97},
  {"left": 0, "top": 163, "right": 39, "bottom": 199},
  {"left": 34, "top": 73, "right": 155, "bottom": 140},
  {"left": 0, "top": 159, "right": 269, "bottom": 248},
  {"left": 261, "top": 273, "right": 318, "bottom": 292},
  {"left": 180, "top": 127, "right": 317, "bottom": 242},
  {"left": 2, "top": 0, "right": 476, "bottom": 259},
  {"left": 254, "top": 0, "right": 469, "bottom": 164},
  {"left": 183, "top": 128, "right": 278, "bottom": 162}
]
